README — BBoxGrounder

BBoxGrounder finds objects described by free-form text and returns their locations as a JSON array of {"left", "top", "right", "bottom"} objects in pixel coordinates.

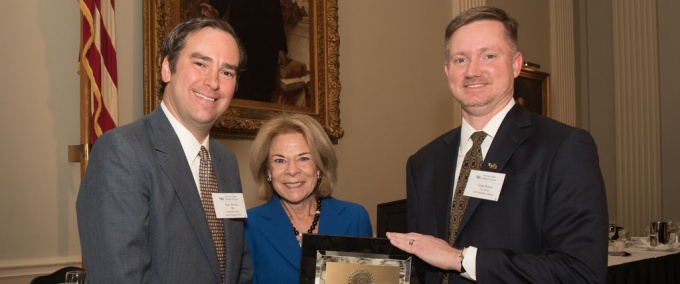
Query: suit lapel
[
  {"left": 483, "top": 105, "right": 531, "bottom": 174},
  {"left": 210, "top": 139, "right": 230, "bottom": 194},
  {"left": 210, "top": 139, "right": 247, "bottom": 284},
  {"left": 318, "top": 198, "right": 351, "bottom": 235},
  {"left": 149, "top": 108, "right": 223, "bottom": 281},
  {"left": 437, "top": 130, "right": 461, "bottom": 239},
  {"left": 457, "top": 105, "right": 530, "bottom": 240},
  {"left": 258, "top": 196, "right": 304, "bottom": 269}
]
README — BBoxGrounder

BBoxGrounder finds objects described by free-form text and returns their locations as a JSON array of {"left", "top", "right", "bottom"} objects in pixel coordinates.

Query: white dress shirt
[
  {"left": 161, "top": 101, "right": 210, "bottom": 195},
  {"left": 454, "top": 99, "right": 515, "bottom": 280}
]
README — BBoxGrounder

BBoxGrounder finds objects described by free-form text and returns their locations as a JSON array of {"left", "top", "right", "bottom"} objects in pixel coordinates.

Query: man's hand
[{"left": 386, "top": 232, "right": 462, "bottom": 271}]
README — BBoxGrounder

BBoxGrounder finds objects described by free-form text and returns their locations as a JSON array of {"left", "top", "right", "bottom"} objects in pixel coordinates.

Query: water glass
[
  {"left": 650, "top": 221, "right": 671, "bottom": 245},
  {"left": 65, "top": 270, "right": 86, "bottom": 284},
  {"left": 619, "top": 229, "right": 631, "bottom": 246}
]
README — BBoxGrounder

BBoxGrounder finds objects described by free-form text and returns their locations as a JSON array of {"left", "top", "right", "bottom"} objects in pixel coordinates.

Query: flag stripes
[{"left": 80, "top": 0, "right": 117, "bottom": 143}]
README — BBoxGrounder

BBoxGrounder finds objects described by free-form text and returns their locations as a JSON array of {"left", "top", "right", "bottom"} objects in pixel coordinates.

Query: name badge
[
  {"left": 463, "top": 170, "right": 506, "bottom": 201},
  {"left": 213, "top": 193, "right": 248, "bottom": 218}
]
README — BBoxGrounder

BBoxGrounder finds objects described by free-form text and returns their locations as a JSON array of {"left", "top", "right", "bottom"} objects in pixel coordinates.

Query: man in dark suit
[
  {"left": 387, "top": 6, "right": 608, "bottom": 283},
  {"left": 77, "top": 18, "right": 252, "bottom": 283}
]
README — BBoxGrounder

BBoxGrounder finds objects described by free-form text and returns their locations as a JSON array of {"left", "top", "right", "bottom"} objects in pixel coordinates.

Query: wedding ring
[{"left": 408, "top": 239, "right": 415, "bottom": 245}]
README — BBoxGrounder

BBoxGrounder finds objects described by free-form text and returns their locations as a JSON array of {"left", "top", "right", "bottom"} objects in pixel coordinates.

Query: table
[{"left": 607, "top": 246, "right": 680, "bottom": 284}]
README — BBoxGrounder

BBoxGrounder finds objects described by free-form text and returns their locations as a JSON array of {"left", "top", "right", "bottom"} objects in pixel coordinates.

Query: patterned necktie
[
  {"left": 443, "top": 131, "right": 487, "bottom": 284},
  {"left": 199, "top": 146, "right": 225, "bottom": 279}
]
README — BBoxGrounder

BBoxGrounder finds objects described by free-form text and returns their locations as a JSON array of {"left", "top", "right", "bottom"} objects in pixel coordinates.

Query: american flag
[{"left": 79, "top": 0, "right": 117, "bottom": 143}]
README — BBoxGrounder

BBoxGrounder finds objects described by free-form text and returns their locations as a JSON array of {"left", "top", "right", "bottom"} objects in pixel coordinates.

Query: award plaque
[{"left": 299, "top": 234, "right": 412, "bottom": 284}]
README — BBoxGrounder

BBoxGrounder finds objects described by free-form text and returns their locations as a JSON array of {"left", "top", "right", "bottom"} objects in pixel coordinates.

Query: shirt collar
[
  {"left": 460, "top": 99, "right": 515, "bottom": 148},
  {"left": 160, "top": 101, "right": 209, "bottom": 163}
]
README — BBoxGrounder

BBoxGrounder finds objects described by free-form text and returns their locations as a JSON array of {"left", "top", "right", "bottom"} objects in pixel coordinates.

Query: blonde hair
[{"left": 249, "top": 113, "right": 338, "bottom": 200}]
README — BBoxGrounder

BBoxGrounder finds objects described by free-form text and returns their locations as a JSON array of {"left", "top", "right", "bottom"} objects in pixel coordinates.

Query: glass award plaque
[{"left": 299, "top": 234, "right": 412, "bottom": 284}]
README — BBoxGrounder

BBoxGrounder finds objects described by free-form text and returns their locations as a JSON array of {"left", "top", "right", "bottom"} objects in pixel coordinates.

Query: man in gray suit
[{"left": 77, "top": 17, "right": 252, "bottom": 283}]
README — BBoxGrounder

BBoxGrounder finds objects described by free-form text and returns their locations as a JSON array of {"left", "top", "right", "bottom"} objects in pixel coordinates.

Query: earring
[
  {"left": 317, "top": 174, "right": 321, "bottom": 180},
  {"left": 267, "top": 176, "right": 272, "bottom": 182}
]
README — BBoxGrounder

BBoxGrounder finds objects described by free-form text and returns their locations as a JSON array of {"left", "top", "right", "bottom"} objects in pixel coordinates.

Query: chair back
[{"left": 31, "top": 266, "right": 83, "bottom": 284}]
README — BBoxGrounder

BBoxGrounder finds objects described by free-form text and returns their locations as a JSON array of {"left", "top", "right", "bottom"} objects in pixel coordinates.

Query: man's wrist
[{"left": 459, "top": 247, "right": 468, "bottom": 273}]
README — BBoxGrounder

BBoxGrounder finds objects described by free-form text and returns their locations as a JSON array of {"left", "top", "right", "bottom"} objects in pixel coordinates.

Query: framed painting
[
  {"left": 143, "top": 0, "right": 344, "bottom": 142},
  {"left": 514, "top": 68, "right": 550, "bottom": 117}
]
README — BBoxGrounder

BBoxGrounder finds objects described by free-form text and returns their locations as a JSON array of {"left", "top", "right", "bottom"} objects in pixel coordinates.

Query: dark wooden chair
[
  {"left": 31, "top": 266, "right": 83, "bottom": 284},
  {"left": 377, "top": 199, "right": 408, "bottom": 238}
]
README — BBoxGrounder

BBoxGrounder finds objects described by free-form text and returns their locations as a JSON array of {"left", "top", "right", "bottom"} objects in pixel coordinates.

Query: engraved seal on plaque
[{"left": 347, "top": 269, "right": 375, "bottom": 284}]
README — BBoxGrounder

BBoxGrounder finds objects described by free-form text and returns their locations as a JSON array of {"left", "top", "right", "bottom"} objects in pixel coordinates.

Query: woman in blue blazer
[{"left": 245, "top": 114, "right": 373, "bottom": 283}]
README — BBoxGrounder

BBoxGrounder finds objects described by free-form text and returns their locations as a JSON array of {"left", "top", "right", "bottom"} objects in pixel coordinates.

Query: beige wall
[
  {"left": 229, "top": 0, "right": 457, "bottom": 215},
  {"left": 0, "top": 1, "right": 143, "bottom": 282},
  {"left": 658, "top": 1, "right": 680, "bottom": 225},
  {"left": 0, "top": 0, "right": 454, "bottom": 282},
  {"left": 1, "top": 0, "right": 678, "bottom": 282},
  {"left": 489, "top": 0, "right": 551, "bottom": 71},
  {"left": 577, "top": 0, "right": 619, "bottom": 225}
]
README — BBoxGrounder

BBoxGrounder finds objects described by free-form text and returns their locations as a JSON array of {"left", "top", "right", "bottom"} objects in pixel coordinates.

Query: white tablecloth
[{"left": 608, "top": 246, "right": 679, "bottom": 267}]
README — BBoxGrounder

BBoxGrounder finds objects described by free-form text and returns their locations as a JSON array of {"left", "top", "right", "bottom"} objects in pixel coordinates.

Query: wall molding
[
  {"left": 550, "top": 0, "right": 577, "bottom": 126},
  {"left": 0, "top": 256, "right": 81, "bottom": 278}
]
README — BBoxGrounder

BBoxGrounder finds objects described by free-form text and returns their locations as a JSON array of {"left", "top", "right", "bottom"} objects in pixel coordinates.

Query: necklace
[{"left": 283, "top": 198, "right": 322, "bottom": 244}]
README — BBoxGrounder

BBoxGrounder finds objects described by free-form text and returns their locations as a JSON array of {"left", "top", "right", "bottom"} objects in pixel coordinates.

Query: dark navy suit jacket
[{"left": 407, "top": 105, "right": 608, "bottom": 283}]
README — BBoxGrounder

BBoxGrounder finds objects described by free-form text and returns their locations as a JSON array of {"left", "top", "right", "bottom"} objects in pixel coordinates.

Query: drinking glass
[
  {"left": 669, "top": 223, "right": 679, "bottom": 246},
  {"left": 65, "top": 270, "right": 86, "bottom": 284},
  {"left": 619, "top": 228, "right": 631, "bottom": 246},
  {"left": 650, "top": 221, "right": 670, "bottom": 245}
]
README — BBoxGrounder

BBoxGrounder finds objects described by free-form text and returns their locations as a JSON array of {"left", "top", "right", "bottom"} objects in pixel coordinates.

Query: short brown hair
[
  {"left": 249, "top": 113, "right": 338, "bottom": 200},
  {"left": 445, "top": 6, "right": 519, "bottom": 61},
  {"left": 158, "top": 17, "right": 247, "bottom": 97}
]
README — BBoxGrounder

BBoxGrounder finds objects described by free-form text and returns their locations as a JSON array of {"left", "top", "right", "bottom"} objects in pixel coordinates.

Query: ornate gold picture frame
[{"left": 143, "top": 0, "right": 343, "bottom": 142}]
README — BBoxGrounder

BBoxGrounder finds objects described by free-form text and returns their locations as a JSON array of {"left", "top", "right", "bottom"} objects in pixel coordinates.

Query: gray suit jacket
[{"left": 77, "top": 107, "right": 253, "bottom": 283}]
